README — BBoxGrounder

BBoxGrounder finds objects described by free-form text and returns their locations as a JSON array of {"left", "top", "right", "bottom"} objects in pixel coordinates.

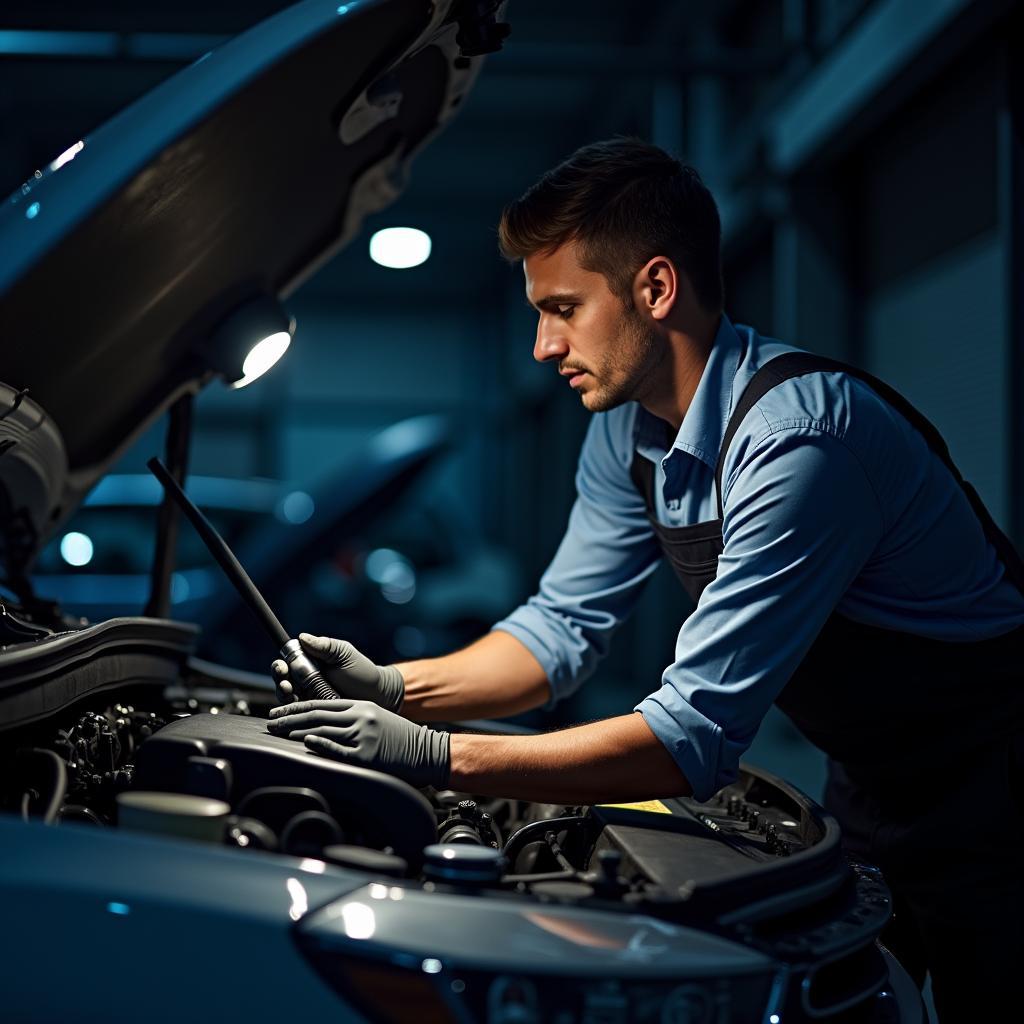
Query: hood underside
[{"left": 0, "top": 0, "right": 504, "bottom": 582}]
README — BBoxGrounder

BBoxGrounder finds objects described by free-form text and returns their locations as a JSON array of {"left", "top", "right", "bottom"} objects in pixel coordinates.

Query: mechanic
[{"left": 268, "top": 138, "right": 1024, "bottom": 1019}]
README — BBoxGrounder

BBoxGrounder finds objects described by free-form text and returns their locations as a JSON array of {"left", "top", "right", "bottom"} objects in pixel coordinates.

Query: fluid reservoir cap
[
  {"left": 423, "top": 843, "right": 505, "bottom": 885},
  {"left": 117, "top": 791, "right": 230, "bottom": 843},
  {"left": 322, "top": 845, "right": 408, "bottom": 878}
]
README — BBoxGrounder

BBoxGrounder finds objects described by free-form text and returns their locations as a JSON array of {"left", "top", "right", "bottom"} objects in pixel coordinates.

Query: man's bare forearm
[
  {"left": 448, "top": 712, "right": 692, "bottom": 804},
  {"left": 396, "top": 630, "right": 551, "bottom": 721}
]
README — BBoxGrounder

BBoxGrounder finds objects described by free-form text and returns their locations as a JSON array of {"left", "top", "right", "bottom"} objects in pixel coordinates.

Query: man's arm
[
  {"left": 268, "top": 697, "right": 692, "bottom": 800},
  {"left": 449, "top": 711, "right": 692, "bottom": 803},
  {"left": 396, "top": 630, "right": 551, "bottom": 722}
]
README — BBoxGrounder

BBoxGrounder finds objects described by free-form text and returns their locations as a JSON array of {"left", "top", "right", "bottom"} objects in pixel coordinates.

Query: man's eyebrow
[{"left": 525, "top": 292, "right": 583, "bottom": 311}]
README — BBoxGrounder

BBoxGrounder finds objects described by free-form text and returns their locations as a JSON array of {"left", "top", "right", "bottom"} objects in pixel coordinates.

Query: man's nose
[{"left": 533, "top": 317, "right": 569, "bottom": 363}]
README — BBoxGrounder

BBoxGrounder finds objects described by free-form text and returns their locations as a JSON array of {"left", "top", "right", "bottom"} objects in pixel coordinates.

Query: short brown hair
[{"left": 498, "top": 137, "right": 723, "bottom": 312}]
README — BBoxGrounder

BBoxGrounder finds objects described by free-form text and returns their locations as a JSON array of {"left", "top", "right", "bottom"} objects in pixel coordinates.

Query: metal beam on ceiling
[
  {"left": 768, "top": 0, "right": 979, "bottom": 174},
  {"left": 0, "top": 29, "right": 788, "bottom": 78},
  {"left": 0, "top": 29, "right": 224, "bottom": 61},
  {"left": 488, "top": 43, "right": 788, "bottom": 78}
]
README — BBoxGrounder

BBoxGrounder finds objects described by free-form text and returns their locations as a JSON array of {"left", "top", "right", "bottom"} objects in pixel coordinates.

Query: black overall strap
[{"left": 714, "top": 351, "right": 1024, "bottom": 595}]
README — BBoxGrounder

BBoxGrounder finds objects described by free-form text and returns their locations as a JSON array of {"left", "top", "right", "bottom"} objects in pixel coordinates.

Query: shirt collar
[{"left": 635, "top": 314, "right": 744, "bottom": 471}]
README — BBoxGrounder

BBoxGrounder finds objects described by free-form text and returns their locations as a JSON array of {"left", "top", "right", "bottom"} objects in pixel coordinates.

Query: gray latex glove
[
  {"left": 266, "top": 699, "right": 450, "bottom": 789},
  {"left": 270, "top": 633, "right": 405, "bottom": 712}
]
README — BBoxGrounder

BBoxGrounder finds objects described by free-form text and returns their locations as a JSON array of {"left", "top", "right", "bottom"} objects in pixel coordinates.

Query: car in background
[{"left": 31, "top": 415, "right": 523, "bottom": 671}]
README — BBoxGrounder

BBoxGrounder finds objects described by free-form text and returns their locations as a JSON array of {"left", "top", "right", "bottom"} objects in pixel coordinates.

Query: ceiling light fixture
[{"left": 369, "top": 226, "right": 431, "bottom": 269}]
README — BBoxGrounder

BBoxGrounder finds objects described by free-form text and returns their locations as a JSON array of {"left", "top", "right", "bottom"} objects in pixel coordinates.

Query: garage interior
[{"left": 1, "top": 3, "right": 1020, "bottom": 1021}]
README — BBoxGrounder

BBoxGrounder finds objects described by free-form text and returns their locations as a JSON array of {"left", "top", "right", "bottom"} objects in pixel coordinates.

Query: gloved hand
[
  {"left": 270, "top": 634, "right": 405, "bottom": 712},
  {"left": 267, "top": 699, "right": 450, "bottom": 789}
]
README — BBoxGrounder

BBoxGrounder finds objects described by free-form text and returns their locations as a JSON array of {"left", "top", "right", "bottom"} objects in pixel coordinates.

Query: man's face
[{"left": 524, "top": 243, "right": 661, "bottom": 413}]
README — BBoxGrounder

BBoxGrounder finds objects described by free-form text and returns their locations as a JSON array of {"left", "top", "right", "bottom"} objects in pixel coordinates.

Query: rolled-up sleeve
[
  {"left": 494, "top": 408, "right": 662, "bottom": 705},
  {"left": 637, "top": 423, "right": 884, "bottom": 800}
]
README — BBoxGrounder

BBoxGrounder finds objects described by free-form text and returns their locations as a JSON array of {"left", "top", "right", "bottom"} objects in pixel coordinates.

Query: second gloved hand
[
  {"left": 271, "top": 633, "right": 405, "bottom": 712},
  {"left": 266, "top": 699, "right": 450, "bottom": 789}
]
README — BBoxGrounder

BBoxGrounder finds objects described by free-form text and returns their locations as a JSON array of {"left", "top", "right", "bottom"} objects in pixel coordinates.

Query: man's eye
[{"left": 556, "top": 305, "right": 575, "bottom": 320}]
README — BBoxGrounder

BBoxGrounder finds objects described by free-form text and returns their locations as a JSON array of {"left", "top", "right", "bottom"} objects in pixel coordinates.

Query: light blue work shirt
[{"left": 494, "top": 316, "right": 1024, "bottom": 800}]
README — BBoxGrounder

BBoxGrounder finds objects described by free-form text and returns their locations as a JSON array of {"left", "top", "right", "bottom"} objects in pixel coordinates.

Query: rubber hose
[
  {"left": 24, "top": 748, "right": 67, "bottom": 824},
  {"left": 502, "top": 814, "right": 587, "bottom": 868}
]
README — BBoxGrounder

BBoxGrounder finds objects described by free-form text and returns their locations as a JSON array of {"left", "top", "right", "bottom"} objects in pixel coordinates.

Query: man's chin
[{"left": 579, "top": 386, "right": 626, "bottom": 414}]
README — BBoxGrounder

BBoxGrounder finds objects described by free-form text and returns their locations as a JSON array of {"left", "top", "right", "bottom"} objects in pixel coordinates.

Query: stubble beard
[{"left": 580, "top": 306, "right": 661, "bottom": 414}]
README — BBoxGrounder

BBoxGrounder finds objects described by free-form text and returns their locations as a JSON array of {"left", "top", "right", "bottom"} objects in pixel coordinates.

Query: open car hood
[{"left": 0, "top": 0, "right": 506, "bottom": 584}]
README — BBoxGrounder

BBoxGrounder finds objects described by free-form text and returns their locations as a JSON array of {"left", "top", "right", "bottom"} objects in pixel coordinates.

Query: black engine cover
[{"left": 134, "top": 712, "right": 435, "bottom": 866}]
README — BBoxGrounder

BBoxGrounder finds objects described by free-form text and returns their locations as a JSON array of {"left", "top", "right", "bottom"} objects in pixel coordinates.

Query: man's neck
[{"left": 639, "top": 312, "right": 720, "bottom": 432}]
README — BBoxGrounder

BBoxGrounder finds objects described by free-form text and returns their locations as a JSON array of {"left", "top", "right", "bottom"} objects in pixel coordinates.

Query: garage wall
[
  {"left": 862, "top": 234, "right": 1006, "bottom": 520},
  {"left": 854, "top": 51, "right": 1008, "bottom": 524}
]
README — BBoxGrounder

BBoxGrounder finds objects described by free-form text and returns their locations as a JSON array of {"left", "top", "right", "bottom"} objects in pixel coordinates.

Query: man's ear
[{"left": 633, "top": 257, "right": 679, "bottom": 321}]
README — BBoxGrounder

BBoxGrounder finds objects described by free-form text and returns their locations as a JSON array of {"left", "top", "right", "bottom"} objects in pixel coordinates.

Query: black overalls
[{"left": 630, "top": 352, "right": 1024, "bottom": 1022}]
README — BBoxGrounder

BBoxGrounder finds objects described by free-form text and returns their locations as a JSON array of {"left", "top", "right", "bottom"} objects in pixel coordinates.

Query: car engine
[{"left": 0, "top": 650, "right": 910, "bottom": 1022}]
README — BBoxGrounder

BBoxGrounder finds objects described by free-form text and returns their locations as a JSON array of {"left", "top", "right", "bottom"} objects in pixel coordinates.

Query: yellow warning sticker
[{"left": 597, "top": 800, "right": 672, "bottom": 814}]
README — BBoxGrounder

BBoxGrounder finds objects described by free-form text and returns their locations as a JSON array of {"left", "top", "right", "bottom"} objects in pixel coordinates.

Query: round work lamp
[{"left": 204, "top": 295, "right": 295, "bottom": 389}]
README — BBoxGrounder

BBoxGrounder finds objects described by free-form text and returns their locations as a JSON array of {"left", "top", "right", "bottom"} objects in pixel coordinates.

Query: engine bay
[
  {"left": 0, "top": 634, "right": 906, "bottom": 1020},
  {"left": 1, "top": 667, "right": 879, "bottom": 914},
  {"left": 4, "top": 684, "right": 822, "bottom": 874}
]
